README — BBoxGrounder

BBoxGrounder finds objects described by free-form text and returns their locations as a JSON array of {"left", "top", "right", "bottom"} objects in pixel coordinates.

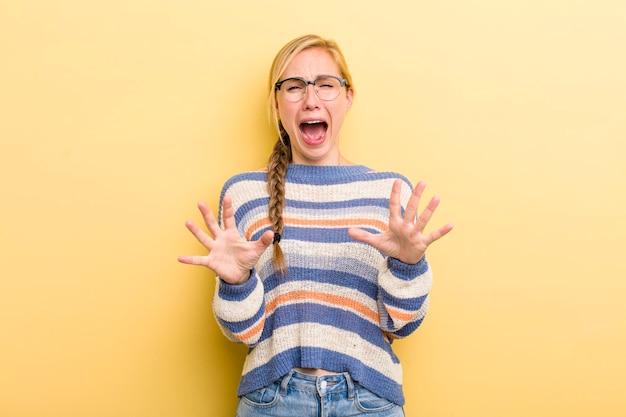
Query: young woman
[{"left": 179, "top": 34, "right": 453, "bottom": 417}]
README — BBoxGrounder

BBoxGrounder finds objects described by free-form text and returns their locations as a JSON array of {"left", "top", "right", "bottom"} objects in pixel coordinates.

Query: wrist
[
  {"left": 217, "top": 269, "right": 259, "bottom": 300},
  {"left": 233, "top": 270, "right": 252, "bottom": 285},
  {"left": 221, "top": 270, "right": 252, "bottom": 286}
]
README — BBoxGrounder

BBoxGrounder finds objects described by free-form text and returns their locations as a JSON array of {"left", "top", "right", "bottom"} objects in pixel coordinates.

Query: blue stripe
[
  {"left": 262, "top": 267, "right": 379, "bottom": 297},
  {"left": 389, "top": 317, "right": 425, "bottom": 338},
  {"left": 380, "top": 290, "right": 428, "bottom": 312},
  {"left": 288, "top": 198, "right": 389, "bottom": 210},
  {"left": 217, "top": 274, "right": 258, "bottom": 301},
  {"left": 235, "top": 197, "right": 269, "bottom": 223},
  {"left": 250, "top": 226, "right": 384, "bottom": 243},
  {"left": 284, "top": 164, "right": 412, "bottom": 188},
  {"left": 386, "top": 256, "right": 429, "bottom": 280},
  {"left": 284, "top": 226, "right": 380, "bottom": 243},
  {"left": 216, "top": 305, "right": 265, "bottom": 335}
]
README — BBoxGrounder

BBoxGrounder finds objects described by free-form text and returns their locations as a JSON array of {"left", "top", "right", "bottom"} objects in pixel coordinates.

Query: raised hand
[
  {"left": 178, "top": 196, "right": 274, "bottom": 285},
  {"left": 348, "top": 180, "right": 453, "bottom": 264}
]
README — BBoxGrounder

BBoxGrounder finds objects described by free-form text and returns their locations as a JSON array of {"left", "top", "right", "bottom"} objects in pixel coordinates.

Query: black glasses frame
[{"left": 274, "top": 75, "right": 348, "bottom": 95}]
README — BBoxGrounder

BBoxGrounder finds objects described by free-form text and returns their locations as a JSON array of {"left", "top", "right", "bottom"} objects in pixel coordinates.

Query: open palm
[
  {"left": 178, "top": 197, "right": 274, "bottom": 285},
  {"left": 348, "top": 180, "right": 453, "bottom": 264}
]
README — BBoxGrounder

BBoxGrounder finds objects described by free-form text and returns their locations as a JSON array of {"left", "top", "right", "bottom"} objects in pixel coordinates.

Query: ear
[{"left": 345, "top": 87, "right": 354, "bottom": 111}]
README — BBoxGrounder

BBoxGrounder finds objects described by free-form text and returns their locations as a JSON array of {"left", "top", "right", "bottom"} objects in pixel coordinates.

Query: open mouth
[{"left": 299, "top": 120, "right": 328, "bottom": 145}]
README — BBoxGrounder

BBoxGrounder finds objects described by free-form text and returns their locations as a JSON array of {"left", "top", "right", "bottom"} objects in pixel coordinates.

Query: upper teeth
[{"left": 306, "top": 121, "right": 323, "bottom": 124}]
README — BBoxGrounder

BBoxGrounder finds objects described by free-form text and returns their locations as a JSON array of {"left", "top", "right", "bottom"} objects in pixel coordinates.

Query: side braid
[{"left": 267, "top": 125, "right": 292, "bottom": 273}]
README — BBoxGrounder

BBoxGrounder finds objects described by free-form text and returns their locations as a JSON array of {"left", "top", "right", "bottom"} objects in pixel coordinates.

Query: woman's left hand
[{"left": 348, "top": 180, "right": 453, "bottom": 264}]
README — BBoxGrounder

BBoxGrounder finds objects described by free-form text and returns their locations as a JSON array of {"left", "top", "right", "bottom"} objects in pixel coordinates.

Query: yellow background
[{"left": 1, "top": 1, "right": 625, "bottom": 416}]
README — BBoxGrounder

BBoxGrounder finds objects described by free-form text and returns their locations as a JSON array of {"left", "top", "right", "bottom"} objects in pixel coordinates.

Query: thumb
[
  {"left": 348, "top": 227, "right": 372, "bottom": 245},
  {"left": 257, "top": 230, "right": 275, "bottom": 250}
]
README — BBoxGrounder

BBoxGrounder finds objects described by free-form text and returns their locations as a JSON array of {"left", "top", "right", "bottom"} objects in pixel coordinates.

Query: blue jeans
[{"left": 235, "top": 370, "right": 405, "bottom": 417}]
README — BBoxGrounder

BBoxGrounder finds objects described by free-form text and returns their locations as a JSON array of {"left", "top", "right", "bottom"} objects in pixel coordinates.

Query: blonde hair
[{"left": 266, "top": 34, "right": 354, "bottom": 273}]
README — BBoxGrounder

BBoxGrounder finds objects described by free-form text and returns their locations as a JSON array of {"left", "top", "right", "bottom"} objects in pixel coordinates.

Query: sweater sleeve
[
  {"left": 377, "top": 256, "right": 432, "bottom": 339},
  {"left": 211, "top": 175, "right": 269, "bottom": 346},
  {"left": 212, "top": 268, "right": 266, "bottom": 347}
]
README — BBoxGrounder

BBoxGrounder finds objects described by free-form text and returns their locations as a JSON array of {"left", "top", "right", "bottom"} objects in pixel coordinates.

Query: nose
[{"left": 302, "top": 83, "right": 320, "bottom": 109}]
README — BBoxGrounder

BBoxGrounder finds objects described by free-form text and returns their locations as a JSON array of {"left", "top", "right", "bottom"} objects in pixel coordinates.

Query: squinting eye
[
  {"left": 282, "top": 79, "right": 306, "bottom": 92},
  {"left": 317, "top": 78, "right": 337, "bottom": 89}
]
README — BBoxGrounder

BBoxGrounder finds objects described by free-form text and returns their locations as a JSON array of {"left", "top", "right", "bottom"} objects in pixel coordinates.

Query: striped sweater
[{"left": 213, "top": 164, "right": 432, "bottom": 406}]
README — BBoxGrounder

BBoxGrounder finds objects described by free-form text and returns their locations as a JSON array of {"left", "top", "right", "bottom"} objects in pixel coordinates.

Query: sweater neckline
[{"left": 286, "top": 164, "right": 371, "bottom": 183}]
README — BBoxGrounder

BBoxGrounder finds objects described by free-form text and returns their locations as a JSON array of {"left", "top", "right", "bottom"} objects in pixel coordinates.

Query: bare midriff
[{"left": 294, "top": 367, "right": 342, "bottom": 375}]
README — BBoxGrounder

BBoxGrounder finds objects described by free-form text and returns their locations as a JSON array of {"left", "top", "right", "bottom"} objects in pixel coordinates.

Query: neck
[{"left": 292, "top": 154, "right": 353, "bottom": 167}]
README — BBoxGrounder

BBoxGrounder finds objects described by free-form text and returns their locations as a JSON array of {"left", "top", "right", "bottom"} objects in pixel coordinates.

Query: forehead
[{"left": 282, "top": 48, "right": 341, "bottom": 79}]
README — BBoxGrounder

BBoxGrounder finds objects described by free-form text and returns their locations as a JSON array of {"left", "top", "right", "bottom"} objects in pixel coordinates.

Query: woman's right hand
[{"left": 178, "top": 196, "right": 275, "bottom": 285}]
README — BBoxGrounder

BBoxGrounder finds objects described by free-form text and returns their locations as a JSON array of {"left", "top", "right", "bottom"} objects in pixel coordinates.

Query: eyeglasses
[{"left": 275, "top": 75, "right": 348, "bottom": 102}]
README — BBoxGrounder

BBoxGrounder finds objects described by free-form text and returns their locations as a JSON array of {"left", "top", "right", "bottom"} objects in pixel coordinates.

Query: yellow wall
[{"left": 1, "top": 1, "right": 625, "bottom": 416}]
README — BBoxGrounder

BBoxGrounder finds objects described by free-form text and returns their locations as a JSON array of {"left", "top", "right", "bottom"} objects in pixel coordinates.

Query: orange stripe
[
  {"left": 385, "top": 306, "right": 415, "bottom": 322},
  {"left": 237, "top": 318, "right": 265, "bottom": 342},
  {"left": 245, "top": 218, "right": 271, "bottom": 241},
  {"left": 245, "top": 217, "right": 388, "bottom": 240},
  {"left": 289, "top": 218, "right": 387, "bottom": 230},
  {"left": 265, "top": 291, "right": 380, "bottom": 323}
]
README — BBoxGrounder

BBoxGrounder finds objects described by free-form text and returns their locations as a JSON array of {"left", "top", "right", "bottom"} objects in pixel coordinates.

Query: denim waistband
[{"left": 279, "top": 369, "right": 355, "bottom": 399}]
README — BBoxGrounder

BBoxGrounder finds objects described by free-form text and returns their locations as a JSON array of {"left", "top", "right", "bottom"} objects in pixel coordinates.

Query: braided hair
[{"left": 267, "top": 124, "right": 291, "bottom": 272}]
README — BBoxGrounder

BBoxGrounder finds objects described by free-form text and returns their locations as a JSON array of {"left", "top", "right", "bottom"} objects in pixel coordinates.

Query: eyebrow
[{"left": 280, "top": 74, "right": 341, "bottom": 80}]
